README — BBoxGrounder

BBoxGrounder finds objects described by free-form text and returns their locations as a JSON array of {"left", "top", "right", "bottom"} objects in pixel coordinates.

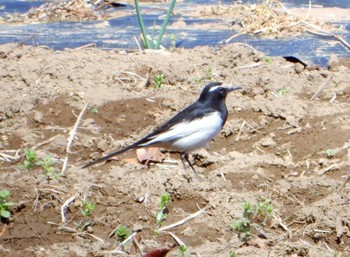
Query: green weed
[
  {"left": 156, "top": 192, "right": 171, "bottom": 224},
  {"left": 74, "top": 199, "right": 96, "bottom": 232},
  {"left": 23, "top": 149, "right": 60, "bottom": 180},
  {"left": 115, "top": 225, "right": 131, "bottom": 242},
  {"left": 90, "top": 106, "right": 99, "bottom": 114},
  {"left": 0, "top": 189, "right": 15, "bottom": 219},
  {"left": 23, "top": 148, "right": 40, "bottom": 170},
  {"left": 194, "top": 68, "right": 214, "bottom": 83},
  {"left": 38, "top": 155, "right": 60, "bottom": 180},
  {"left": 262, "top": 57, "right": 272, "bottom": 64},
  {"left": 152, "top": 72, "right": 166, "bottom": 89},
  {"left": 79, "top": 200, "right": 95, "bottom": 217},
  {"left": 169, "top": 33, "right": 177, "bottom": 49},
  {"left": 278, "top": 87, "right": 288, "bottom": 96},
  {"left": 229, "top": 252, "right": 238, "bottom": 257},
  {"left": 178, "top": 245, "right": 188, "bottom": 257},
  {"left": 231, "top": 199, "right": 274, "bottom": 241},
  {"left": 325, "top": 149, "right": 336, "bottom": 158},
  {"left": 230, "top": 218, "right": 251, "bottom": 237}
]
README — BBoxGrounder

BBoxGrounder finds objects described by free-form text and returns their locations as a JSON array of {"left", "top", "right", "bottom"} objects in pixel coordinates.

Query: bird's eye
[{"left": 218, "top": 87, "right": 224, "bottom": 92}]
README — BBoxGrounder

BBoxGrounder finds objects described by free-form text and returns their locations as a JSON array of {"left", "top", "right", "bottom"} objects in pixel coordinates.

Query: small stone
[
  {"left": 97, "top": 139, "right": 109, "bottom": 151},
  {"left": 252, "top": 174, "right": 259, "bottom": 180},
  {"left": 86, "top": 226, "right": 93, "bottom": 234},
  {"left": 260, "top": 137, "right": 276, "bottom": 147},
  {"left": 34, "top": 111, "right": 44, "bottom": 123}
]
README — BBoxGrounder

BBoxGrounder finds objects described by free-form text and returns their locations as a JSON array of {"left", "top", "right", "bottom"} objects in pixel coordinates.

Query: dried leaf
[
  {"left": 136, "top": 147, "right": 164, "bottom": 164},
  {"left": 142, "top": 248, "right": 170, "bottom": 257}
]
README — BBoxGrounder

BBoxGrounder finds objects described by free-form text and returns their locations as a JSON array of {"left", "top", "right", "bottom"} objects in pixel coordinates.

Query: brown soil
[{"left": 0, "top": 41, "right": 350, "bottom": 257}]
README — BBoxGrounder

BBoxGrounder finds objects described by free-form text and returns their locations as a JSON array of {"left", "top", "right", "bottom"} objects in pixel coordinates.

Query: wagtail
[{"left": 82, "top": 82, "right": 241, "bottom": 174}]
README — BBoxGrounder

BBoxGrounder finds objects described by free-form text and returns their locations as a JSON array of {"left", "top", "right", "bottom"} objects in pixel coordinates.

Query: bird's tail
[{"left": 81, "top": 143, "right": 137, "bottom": 168}]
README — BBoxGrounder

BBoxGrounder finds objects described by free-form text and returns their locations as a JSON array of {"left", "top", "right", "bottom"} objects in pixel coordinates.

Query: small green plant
[
  {"left": 38, "top": 155, "right": 60, "bottom": 180},
  {"left": 23, "top": 149, "right": 60, "bottom": 180},
  {"left": 194, "top": 67, "right": 214, "bottom": 83},
  {"left": 229, "top": 252, "right": 238, "bottom": 257},
  {"left": 278, "top": 87, "right": 288, "bottom": 96},
  {"left": 90, "top": 106, "right": 99, "bottom": 114},
  {"left": 152, "top": 72, "right": 166, "bottom": 89},
  {"left": 23, "top": 148, "right": 40, "bottom": 170},
  {"left": 256, "top": 199, "right": 274, "bottom": 218},
  {"left": 156, "top": 192, "right": 171, "bottom": 224},
  {"left": 231, "top": 199, "right": 274, "bottom": 241},
  {"left": 325, "top": 149, "right": 336, "bottom": 158},
  {"left": 230, "top": 218, "right": 251, "bottom": 237},
  {"left": 79, "top": 200, "right": 95, "bottom": 217},
  {"left": 115, "top": 225, "right": 131, "bottom": 242},
  {"left": 169, "top": 33, "right": 177, "bottom": 49},
  {"left": 135, "top": 0, "right": 176, "bottom": 49},
  {"left": 0, "top": 189, "right": 15, "bottom": 219},
  {"left": 74, "top": 199, "right": 96, "bottom": 231},
  {"left": 178, "top": 245, "right": 188, "bottom": 257},
  {"left": 262, "top": 56, "right": 272, "bottom": 64},
  {"left": 243, "top": 201, "right": 253, "bottom": 217}
]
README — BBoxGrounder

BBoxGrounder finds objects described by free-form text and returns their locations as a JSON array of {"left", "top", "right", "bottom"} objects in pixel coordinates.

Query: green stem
[
  {"left": 134, "top": 0, "right": 151, "bottom": 49},
  {"left": 155, "top": 0, "right": 176, "bottom": 49}
]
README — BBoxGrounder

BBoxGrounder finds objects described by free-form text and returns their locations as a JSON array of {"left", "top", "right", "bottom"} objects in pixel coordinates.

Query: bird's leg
[{"left": 181, "top": 153, "right": 202, "bottom": 181}]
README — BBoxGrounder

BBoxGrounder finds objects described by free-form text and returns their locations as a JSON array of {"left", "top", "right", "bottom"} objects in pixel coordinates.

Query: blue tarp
[{"left": 0, "top": 0, "right": 349, "bottom": 66}]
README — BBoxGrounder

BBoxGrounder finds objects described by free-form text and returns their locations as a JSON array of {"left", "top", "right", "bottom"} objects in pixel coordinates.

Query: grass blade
[{"left": 155, "top": 0, "right": 176, "bottom": 49}]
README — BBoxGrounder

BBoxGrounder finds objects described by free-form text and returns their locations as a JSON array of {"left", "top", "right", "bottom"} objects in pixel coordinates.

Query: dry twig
[
  {"left": 157, "top": 207, "right": 207, "bottom": 232},
  {"left": 61, "top": 195, "right": 77, "bottom": 223},
  {"left": 48, "top": 221, "right": 105, "bottom": 242},
  {"left": 61, "top": 103, "right": 88, "bottom": 174},
  {"left": 310, "top": 77, "right": 332, "bottom": 100},
  {"left": 168, "top": 232, "right": 186, "bottom": 246}
]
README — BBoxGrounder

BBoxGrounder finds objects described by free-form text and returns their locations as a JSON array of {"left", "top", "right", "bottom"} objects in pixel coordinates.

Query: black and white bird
[{"left": 82, "top": 82, "right": 241, "bottom": 174}]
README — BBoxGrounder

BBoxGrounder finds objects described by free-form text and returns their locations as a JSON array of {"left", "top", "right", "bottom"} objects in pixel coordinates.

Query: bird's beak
[{"left": 226, "top": 86, "right": 242, "bottom": 92}]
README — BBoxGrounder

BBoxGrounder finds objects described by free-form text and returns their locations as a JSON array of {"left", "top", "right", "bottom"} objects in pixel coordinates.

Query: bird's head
[{"left": 198, "top": 82, "right": 241, "bottom": 103}]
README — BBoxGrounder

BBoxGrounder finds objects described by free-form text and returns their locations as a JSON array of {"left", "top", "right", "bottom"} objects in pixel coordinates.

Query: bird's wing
[{"left": 136, "top": 102, "right": 219, "bottom": 147}]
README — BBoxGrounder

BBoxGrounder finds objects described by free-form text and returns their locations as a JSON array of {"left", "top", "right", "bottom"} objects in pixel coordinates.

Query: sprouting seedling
[
  {"left": 262, "top": 56, "right": 272, "bottom": 64},
  {"left": 193, "top": 67, "right": 214, "bottom": 84},
  {"left": 23, "top": 148, "right": 40, "bottom": 170},
  {"left": 230, "top": 218, "right": 252, "bottom": 238},
  {"left": 37, "top": 155, "right": 60, "bottom": 180},
  {"left": 0, "top": 189, "right": 16, "bottom": 219},
  {"left": 231, "top": 199, "right": 275, "bottom": 241},
  {"left": 179, "top": 245, "right": 188, "bottom": 257},
  {"left": 90, "top": 106, "right": 99, "bottom": 114},
  {"left": 325, "top": 149, "right": 336, "bottom": 158},
  {"left": 156, "top": 192, "right": 171, "bottom": 224},
  {"left": 278, "top": 87, "right": 288, "bottom": 96},
  {"left": 243, "top": 201, "right": 253, "bottom": 218},
  {"left": 74, "top": 199, "right": 96, "bottom": 231},
  {"left": 152, "top": 72, "right": 166, "bottom": 89},
  {"left": 229, "top": 252, "right": 238, "bottom": 257},
  {"left": 256, "top": 199, "right": 274, "bottom": 216},
  {"left": 169, "top": 33, "right": 177, "bottom": 49},
  {"left": 79, "top": 200, "right": 95, "bottom": 217},
  {"left": 115, "top": 225, "right": 131, "bottom": 242}
]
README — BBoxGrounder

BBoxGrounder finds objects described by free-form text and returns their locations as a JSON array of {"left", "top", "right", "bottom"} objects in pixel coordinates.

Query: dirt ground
[
  {"left": 2, "top": 0, "right": 350, "bottom": 253},
  {"left": 0, "top": 40, "right": 349, "bottom": 257}
]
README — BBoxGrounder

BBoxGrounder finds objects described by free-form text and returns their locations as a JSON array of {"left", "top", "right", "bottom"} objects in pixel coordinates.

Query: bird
[{"left": 82, "top": 82, "right": 241, "bottom": 176}]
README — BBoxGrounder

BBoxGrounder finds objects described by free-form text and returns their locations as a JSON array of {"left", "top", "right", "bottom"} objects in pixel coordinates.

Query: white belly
[{"left": 145, "top": 112, "right": 223, "bottom": 153}]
